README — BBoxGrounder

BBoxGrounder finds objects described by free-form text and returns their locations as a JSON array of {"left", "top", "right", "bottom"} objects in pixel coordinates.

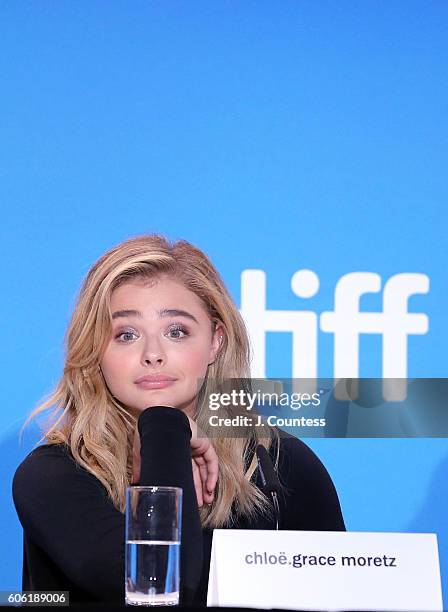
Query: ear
[{"left": 208, "top": 321, "right": 225, "bottom": 365}]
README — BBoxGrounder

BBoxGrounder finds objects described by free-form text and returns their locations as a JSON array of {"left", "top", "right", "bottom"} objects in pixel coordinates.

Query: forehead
[{"left": 110, "top": 277, "right": 208, "bottom": 315}]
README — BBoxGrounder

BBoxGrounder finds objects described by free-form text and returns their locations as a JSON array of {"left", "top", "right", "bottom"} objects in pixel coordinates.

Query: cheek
[
  {"left": 100, "top": 350, "right": 126, "bottom": 385},
  {"left": 100, "top": 354, "right": 132, "bottom": 401},
  {"left": 182, "top": 344, "right": 212, "bottom": 377}
]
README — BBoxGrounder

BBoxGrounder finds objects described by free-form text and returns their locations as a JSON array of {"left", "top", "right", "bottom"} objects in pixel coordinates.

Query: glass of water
[{"left": 125, "top": 486, "right": 182, "bottom": 606}]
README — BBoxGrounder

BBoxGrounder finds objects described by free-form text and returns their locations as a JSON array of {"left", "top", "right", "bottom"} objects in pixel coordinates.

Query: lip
[
  {"left": 134, "top": 374, "right": 177, "bottom": 390},
  {"left": 135, "top": 380, "right": 176, "bottom": 389},
  {"left": 135, "top": 374, "right": 177, "bottom": 383}
]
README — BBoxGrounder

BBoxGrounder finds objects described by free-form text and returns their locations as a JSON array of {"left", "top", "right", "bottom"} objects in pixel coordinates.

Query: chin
[{"left": 135, "top": 395, "right": 177, "bottom": 410}]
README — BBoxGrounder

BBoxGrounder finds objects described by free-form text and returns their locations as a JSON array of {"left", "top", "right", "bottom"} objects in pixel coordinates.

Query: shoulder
[
  {"left": 14, "top": 443, "right": 74, "bottom": 476},
  {"left": 274, "top": 431, "right": 339, "bottom": 497},
  {"left": 272, "top": 430, "right": 346, "bottom": 530},
  {"left": 12, "top": 443, "right": 100, "bottom": 508},
  {"left": 14, "top": 443, "right": 72, "bottom": 481},
  {"left": 275, "top": 431, "right": 328, "bottom": 476},
  {"left": 13, "top": 444, "right": 70, "bottom": 491}
]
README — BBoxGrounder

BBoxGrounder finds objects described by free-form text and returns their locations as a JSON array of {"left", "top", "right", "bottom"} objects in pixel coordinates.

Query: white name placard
[{"left": 207, "top": 529, "right": 443, "bottom": 611}]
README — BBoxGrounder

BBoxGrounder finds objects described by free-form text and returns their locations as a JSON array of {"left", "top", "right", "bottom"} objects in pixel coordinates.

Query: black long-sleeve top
[{"left": 12, "top": 406, "right": 345, "bottom": 606}]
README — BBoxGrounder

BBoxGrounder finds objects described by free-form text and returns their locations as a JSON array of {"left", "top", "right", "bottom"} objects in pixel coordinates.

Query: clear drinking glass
[{"left": 125, "top": 486, "right": 182, "bottom": 606}]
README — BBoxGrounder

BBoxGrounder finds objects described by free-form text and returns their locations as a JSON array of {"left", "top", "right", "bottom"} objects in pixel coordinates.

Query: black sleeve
[
  {"left": 12, "top": 406, "right": 202, "bottom": 604},
  {"left": 12, "top": 442, "right": 126, "bottom": 601},
  {"left": 278, "top": 436, "right": 346, "bottom": 531},
  {"left": 138, "top": 407, "right": 203, "bottom": 603}
]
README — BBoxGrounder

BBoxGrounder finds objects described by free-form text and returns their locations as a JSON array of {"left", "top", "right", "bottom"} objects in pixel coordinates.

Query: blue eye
[
  {"left": 114, "top": 325, "right": 189, "bottom": 343},
  {"left": 168, "top": 324, "right": 189, "bottom": 340},
  {"left": 116, "top": 330, "right": 139, "bottom": 343}
]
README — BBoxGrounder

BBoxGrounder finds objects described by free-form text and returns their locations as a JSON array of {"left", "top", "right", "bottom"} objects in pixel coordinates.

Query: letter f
[
  {"left": 320, "top": 273, "right": 382, "bottom": 380},
  {"left": 321, "top": 272, "right": 429, "bottom": 392}
]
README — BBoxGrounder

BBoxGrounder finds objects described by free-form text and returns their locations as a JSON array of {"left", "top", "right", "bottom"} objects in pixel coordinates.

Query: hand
[
  {"left": 131, "top": 412, "right": 218, "bottom": 507},
  {"left": 187, "top": 416, "right": 218, "bottom": 507}
]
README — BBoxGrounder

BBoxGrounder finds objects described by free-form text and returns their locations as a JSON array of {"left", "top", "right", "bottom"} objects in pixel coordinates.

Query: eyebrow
[{"left": 111, "top": 308, "right": 199, "bottom": 324}]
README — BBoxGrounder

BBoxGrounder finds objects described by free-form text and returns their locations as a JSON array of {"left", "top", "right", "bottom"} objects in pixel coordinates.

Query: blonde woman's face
[{"left": 100, "top": 277, "right": 223, "bottom": 418}]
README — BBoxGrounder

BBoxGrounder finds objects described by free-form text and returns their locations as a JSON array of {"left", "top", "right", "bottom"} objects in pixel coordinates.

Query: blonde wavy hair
[{"left": 21, "top": 234, "right": 279, "bottom": 528}]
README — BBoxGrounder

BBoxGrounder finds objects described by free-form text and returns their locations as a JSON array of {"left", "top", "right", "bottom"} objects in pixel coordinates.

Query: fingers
[
  {"left": 188, "top": 415, "right": 218, "bottom": 506},
  {"left": 198, "top": 459, "right": 212, "bottom": 505},
  {"left": 191, "top": 459, "right": 203, "bottom": 507},
  {"left": 198, "top": 461, "right": 208, "bottom": 494},
  {"left": 202, "top": 444, "right": 219, "bottom": 500},
  {"left": 191, "top": 439, "right": 218, "bottom": 505}
]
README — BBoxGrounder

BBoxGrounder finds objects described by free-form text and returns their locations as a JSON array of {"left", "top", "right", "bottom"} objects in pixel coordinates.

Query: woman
[{"left": 13, "top": 234, "right": 345, "bottom": 606}]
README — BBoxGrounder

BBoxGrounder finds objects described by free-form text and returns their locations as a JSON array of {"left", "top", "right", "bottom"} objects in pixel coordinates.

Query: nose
[{"left": 141, "top": 336, "right": 166, "bottom": 367}]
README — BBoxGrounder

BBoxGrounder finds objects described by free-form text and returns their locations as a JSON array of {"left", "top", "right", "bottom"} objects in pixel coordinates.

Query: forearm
[{"left": 138, "top": 406, "right": 203, "bottom": 604}]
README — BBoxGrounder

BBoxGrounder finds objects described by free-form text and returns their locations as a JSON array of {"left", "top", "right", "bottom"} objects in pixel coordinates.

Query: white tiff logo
[{"left": 240, "top": 270, "right": 429, "bottom": 382}]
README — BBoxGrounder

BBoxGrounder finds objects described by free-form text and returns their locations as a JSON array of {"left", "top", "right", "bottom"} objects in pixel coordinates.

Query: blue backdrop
[{"left": 1, "top": 1, "right": 447, "bottom": 604}]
